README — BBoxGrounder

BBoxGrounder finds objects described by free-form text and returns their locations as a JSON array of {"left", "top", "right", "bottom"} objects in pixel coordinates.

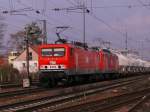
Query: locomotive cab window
[
  {"left": 53, "top": 48, "right": 65, "bottom": 56},
  {"left": 41, "top": 48, "right": 65, "bottom": 57},
  {"left": 42, "top": 48, "right": 53, "bottom": 56}
]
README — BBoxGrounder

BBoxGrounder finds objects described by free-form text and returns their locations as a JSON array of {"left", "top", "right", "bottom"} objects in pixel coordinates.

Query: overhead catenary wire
[
  {"left": 9, "top": 0, "right": 14, "bottom": 14},
  {"left": 7, "top": 0, "right": 84, "bottom": 41},
  {"left": 136, "top": 0, "right": 150, "bottom": 9},
  {"left": 15, "top": 0, "right": 86, "bottom": 40},
  {"left": 47, "top": 0, "right": 58, "bottom": 7},
  {"left": 90, "top": 0, "right": 93, "bottom": 13},
  {"left": 73, "top": 0, "right": 150, "bottom": 9},
  {"left": 6, "top": 0, "right": 149, "bottom": 41},
  {"left": 43, "top": 0, "right": 47, "bottom": 15},
  {"left": 47, "top": 1, "right": 150, "bottom": 46},
  {"left": 88, "top": 8, "right": 143, "bottom": 47},
  {"left": 65, "top": 0, "right": 77, "bottom": 6},
  {"left": 87, "top": 11, "right": 140, "bottom": 49},
  {"left": 1, "top": 0, "right": 149, "bottom": 51},
  {"left": 46, "top": 1, "right": 95, "bottom": 40},
  {"left": 17, "top": 0, "right": 33, "bottom": 9},
  {"left": 32, "top": 1, "right": 131, "bottom": 47},
  {"left": 86, "top": 4, "right": 150, "bottom": 9},
  {"left": 89, "top": 12, "right": 124, "bottom": 36},
  {"left": 52, "top": 1, "right": 124, "bottom": 47}
]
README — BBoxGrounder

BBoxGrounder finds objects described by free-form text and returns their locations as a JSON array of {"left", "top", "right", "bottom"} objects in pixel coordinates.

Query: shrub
[{"left": 0, "top": 65, "right": 21, "bottom": 83}]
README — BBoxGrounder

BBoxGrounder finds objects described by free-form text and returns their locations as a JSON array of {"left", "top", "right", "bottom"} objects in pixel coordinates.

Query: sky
[{"left": 0, "top": 0, "right": 150, "bottom": 60}]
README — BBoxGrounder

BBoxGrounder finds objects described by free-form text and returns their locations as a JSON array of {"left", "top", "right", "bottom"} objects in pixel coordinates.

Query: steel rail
[
  {"left": 0, "top": 75, "right": 144, "bottom": 112},
  {"left": 51, "top": 88, "right": 150, "bottom": 112},
  {"left": 128, "top": 94, "right": 150, "bottom": 112},
  {"left": 0, "top": 87, "right": 46, "bottom": 98},
  {"left": 0, "top": 75, "right": 143, "bottom": 98}
]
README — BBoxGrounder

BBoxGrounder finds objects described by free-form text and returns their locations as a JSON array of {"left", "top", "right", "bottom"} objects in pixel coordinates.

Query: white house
[{"left": 13, "top": 46, "right": 39, "bottom": 73}]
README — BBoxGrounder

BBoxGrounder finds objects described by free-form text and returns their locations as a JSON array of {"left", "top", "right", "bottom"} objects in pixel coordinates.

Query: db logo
[{"left": 50, "top": 61, "right": 56, "bottom": 65}]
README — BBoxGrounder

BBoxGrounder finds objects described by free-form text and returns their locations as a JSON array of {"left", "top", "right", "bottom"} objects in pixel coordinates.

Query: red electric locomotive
[
  {"left": 98, "top": 49, "right": 119, "bottom": 78},
  {"left": 38, "top": 39, "right": 150, "bottom": 87},
  {"left": 38, "top": 42, "right": 100, "bottom": 86}
]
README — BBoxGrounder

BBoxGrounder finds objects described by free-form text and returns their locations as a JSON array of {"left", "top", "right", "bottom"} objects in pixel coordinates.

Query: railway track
[
  {"left": 52, "top": 87, "right": 150, "bottom": 112},
  {"left": 0, "top": 80, "right": 39, "bottom": 89},
  {"left": 128, "top": 94, "right": 150, "bottom": 112},
  {"left": 0, "top": 87, "right": 46, "bottom": 98},
  {"left": 0, "top": 83, "right": 21, "bottom": 88},
  {"left": 0, "top": 75, "right": 147, "bottom": 112},
  {"left": 0, "top": 75, "right": 142, "bottom": 98}
]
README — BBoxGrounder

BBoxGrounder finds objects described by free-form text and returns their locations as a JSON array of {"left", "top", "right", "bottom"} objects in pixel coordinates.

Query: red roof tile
[{"left": 30, "top": 45, "right": 39, "bottom": 53}]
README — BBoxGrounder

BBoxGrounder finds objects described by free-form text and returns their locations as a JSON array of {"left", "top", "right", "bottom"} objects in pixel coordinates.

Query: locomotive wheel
[
  {"left": 64, "top": 76, "right": 73, "bottom": 86},
  {"left": 103, "top": 74, "right": 109, "bottom": 80},
  {"left": 49, "top": 78, "right": 57, "bottom": 87},
  {"left": 39, "top": 76, "right": 50, "bottom": 87},
  {"left": 110, "top": 74, "right": 117, "bottom": 79},
  {"left": 39, "top": 74, "right": 57, "bottom": 87},
  {"left": 99, "top": 74, "right": 104, "bottom": 80}
]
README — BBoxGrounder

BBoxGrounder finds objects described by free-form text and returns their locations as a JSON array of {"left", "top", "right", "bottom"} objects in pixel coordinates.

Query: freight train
[{"left": 38, "top": 42, "right": 150, "bottom": 87}]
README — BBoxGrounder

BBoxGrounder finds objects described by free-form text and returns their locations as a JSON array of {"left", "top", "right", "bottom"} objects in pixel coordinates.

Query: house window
[
  {"left": 11, "top": 59, "right": 14, "bottom": 61},
  {"left": 13, "top": 53, "right": 16, "bottom": 56},
  {"left": 34, "top": 63, "right": 37, "bottom": 67},
  {"left": 29, "top": 52, "right": 32, "bottom": 60},
  {"left": 23, "top": 63, "right": 26, "bottom": 67}
]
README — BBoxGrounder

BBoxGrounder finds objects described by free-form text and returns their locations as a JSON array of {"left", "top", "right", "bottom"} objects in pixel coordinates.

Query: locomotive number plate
[{"left": 49, "top": 65, "right": 57, "bottom": 68}]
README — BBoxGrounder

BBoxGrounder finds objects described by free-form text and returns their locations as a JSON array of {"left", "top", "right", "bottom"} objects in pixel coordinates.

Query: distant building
[
  {"left": 12, "top": 46, "right": 39, "bottom": 73},
  {"left": 0, "top": 56, "right": 7, "bottom": 66}
]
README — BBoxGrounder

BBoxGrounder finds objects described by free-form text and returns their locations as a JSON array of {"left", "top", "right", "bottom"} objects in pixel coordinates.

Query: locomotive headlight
[
  {"left": 61, "top": 65, "right": 66, "bottom": 69},
  {"left": 45, "top": 66, "right": 48, "bottom": 69},
  {"left": 58, "top": 65, "right": 61, "bottom": 69}
]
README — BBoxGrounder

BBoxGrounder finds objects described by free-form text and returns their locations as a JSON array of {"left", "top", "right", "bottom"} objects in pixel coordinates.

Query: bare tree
[
  {"left": 8, "top": 31, "right": 26, "bottom": 52},
  {"left": 8, "top": 22, "right": 42, "bottom": 52},
  {"left": 0, "top": 15, "right": 6, "bottom": 54}
]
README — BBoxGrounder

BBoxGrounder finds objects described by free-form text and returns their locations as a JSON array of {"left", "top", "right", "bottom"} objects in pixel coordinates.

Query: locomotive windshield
[
  {"left": 42, "top": 48, "right": 65, "bottom": 57},
  {"left": 42, "top": 48, "right": 53, "bottom": 56},
  {"left": 53, "top": 48, "right": 65, "bottom": 56}
]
